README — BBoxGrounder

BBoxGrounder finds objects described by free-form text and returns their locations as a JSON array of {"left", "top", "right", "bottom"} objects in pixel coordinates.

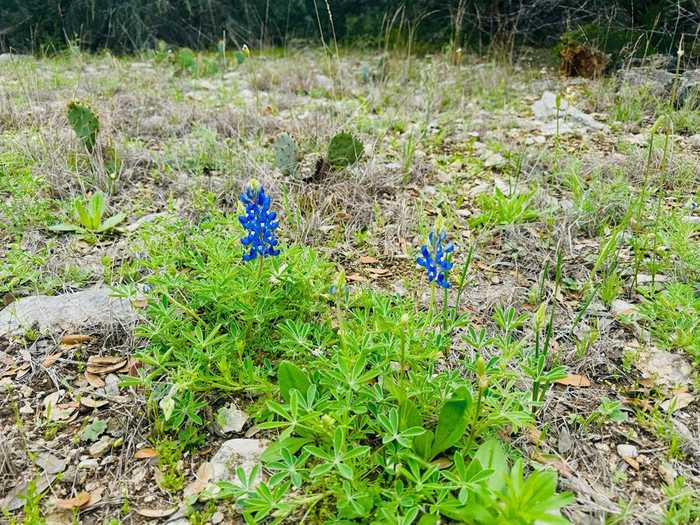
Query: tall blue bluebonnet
[
  {"left": 416, "top": 230, "right": 454, "bottom": 288},
  {"left": 239, "top": 184, "right": 280, "bottom": 261}
]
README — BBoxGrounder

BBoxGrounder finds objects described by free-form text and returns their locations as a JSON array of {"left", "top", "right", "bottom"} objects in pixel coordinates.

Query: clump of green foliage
[
  {"left": 126, "top": 210, "right": 573, "bottom": 523},
  {"left": 470, "top": 188, "right": 538, "bottom": 227},
  {"left": 638, "top": 283, "right": 700, "bottom": 364},
  {"left": 49, "top": 191, "right": 125, "bottom": 236}
]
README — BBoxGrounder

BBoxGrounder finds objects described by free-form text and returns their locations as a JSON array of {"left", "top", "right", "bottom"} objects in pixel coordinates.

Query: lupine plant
[{"left": 129, "top": 197, "right": 573, "bottom": 523}]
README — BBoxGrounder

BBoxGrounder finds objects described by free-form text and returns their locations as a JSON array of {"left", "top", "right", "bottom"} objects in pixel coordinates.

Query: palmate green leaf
[
  {"left": 498, "top": 460, "right": 574, "bottom": 525},
  {"left": 431, "top": 397, "right": 470, "bottom": 457},
  {"left": 277, "top": 361, "right": 311, "bottom": 402},
  {"left": 309, "top": 461, "right": 334, "bottom": 478}
]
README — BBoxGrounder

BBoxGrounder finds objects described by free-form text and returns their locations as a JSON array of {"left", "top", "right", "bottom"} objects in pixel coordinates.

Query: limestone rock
[{"left": 0, "top": 287, "right": 138, "bottom": 337}]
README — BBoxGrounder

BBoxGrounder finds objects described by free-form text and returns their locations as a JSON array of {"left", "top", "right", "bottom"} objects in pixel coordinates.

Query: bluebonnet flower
[
  {"left": 416, "top": 230, "right": 454, "bottom": 288},
  {"left": 239, "top": 184, "right": 280, "bottom": 261}
]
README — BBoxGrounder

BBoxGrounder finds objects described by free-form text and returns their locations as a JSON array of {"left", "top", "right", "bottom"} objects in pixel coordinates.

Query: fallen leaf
[
  {"left": 134, "top": 448, "right": 159, "bottom": 459},
  {"left": 0, "top": 474, "right": 56, "bottom": 511},
  {"left": 80, "top": 397, "right": 109, "bottom": 409},
  {"left": 126, "top": 359, "right": 143, "bottom": 376},
  {"left": 184, "top": 462, "right": 213, "bottom": 497},
  {"left": 366, "top": 267, "right": 390, "bottom": 276},
  {"left": 41, "top": 352, "right": 63, "bottom": 368},
  {"left": 530, "top": 451, "right": 573, "bottom": 477},
  {"left": 88, "top": 487, "right": 104, "bottom": 506},
  {"left": 347, "top": 273, "right": 366, "bottom": 282},
  {"left": 132, "top": 298, "right": 148, "bottom": 309},
  {"left": 61, "top": 334, "right": 91, "bottom": 345},
  {"left": 55, "top": 492, "right": 91, "bottom": 510},
  {"left": 86, "top": 356, "right": 127, "bottom": 375},
  {"left": 135, "top": 507, "right": 178, "bottom": 518},
  {"left": 660, "top": 392, "right": 694, "bottom": 412},
  {"left": 622, "top": 456, "right": 640, "bottom": 470},
  {"left": 85, "top": 371, "right": 105, "bottom": 388},
  {"left": 359, "top": 256, "right": 379, "bottom": 264},
  {"left": 555, "top": 374, "right": 591, "bottom": 387}
]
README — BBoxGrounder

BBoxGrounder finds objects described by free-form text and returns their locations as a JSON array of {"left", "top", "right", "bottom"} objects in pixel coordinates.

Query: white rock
[
  {"left": 211, "top": 511, "right": 224, "bottom": 524},
  {"left": 0, "top": 287, "right": 138, "bottom": 337},
  {"left": 210, "top": 439, "right": 267, "bottom": 488},
  {"left": 215, "top": 404, "right": 249, "bottom": 434},
  {"left": 483, "top": 152, "right": 506, "bottom": 168},
  {"left": 532, "top": 91, "right": 609, "bottom": 134},
  {"left": 611, "top": 299, "right": 636, "bottom": 318},
  {"left": 636, "top": 348, "right": 693, "bottom": 388},
  {"left": 77, "top": 458, "right": 99, "bottom": 470},
  {"left": 104, "top": 374, "right": 120, "bottom": 396},
  {"left": 688, "top": 134, "right": 700, "bottom": 148},
  {"left": 616, "top": 444, "right": 638, "bottom": 458},
  {"left": 315, "top": 74, "right": 333, "bottom": 91},
  {"left": 36, "top": 453, "right": 66, "bottom": 475},
  {"left": 89, "top": 436, "right": 112, "bottom": 458}
]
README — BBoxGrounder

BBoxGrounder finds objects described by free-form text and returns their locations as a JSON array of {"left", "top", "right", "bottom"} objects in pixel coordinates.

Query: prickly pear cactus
[
  {"left": 67, "top": 101, "right": 99, "bottom": 152},
  {"left": 274, "top": 133, "right": 299, "bottom": 176},
  {"left": 328, "top": 132, "right": 363, "bottom": 169}
]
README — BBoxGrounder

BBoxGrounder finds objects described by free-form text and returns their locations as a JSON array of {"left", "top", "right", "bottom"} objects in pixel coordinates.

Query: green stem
[
  {"left": 257, "top": 255, "right": 265, "bottom": 279},
  {"left": 464, "top": 387, "right": 483, "bottom": 452},
  {"left": 441, "top": 286, "right": 450, "bottom": 331},
  {"left": 163, "top": 291, "right": 205, "bottom": 326}
]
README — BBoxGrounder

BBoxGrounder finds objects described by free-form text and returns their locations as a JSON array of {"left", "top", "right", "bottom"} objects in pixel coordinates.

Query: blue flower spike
[
  {"left": 239, "top": 182, "right": 280, "bottom": 261},
  {"left": 416, "top": 230, "right": 454, "bottom": 288}
]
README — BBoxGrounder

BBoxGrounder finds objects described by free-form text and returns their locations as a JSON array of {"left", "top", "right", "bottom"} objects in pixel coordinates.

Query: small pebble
[{"left": 617, "top": 444, "right": 638, "bottom": 458}]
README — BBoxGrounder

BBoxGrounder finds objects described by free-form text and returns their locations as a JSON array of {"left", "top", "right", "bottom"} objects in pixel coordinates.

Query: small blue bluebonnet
[
  {"left": 416, "top": 230, "right": 454, "bottom": 288},
  {"left": 239, "top": 184, "right": 280, "bottom": 261}
]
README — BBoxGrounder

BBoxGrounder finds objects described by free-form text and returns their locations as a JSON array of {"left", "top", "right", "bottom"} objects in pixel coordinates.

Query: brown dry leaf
[
  {"left": 86, "top": 356, "right": 127, "bottom": 375},
  {"left": 61, "top": 334, "right": 91, "bottom": 345},
  {"left": 335, "top": 211, "right": 351, "bottom": 221},
  {"left": 555, "top": 374, "right": 591, "bottom": 387},
  {"left": 347, "top": 273, "right": 366, "bottom": 283},
  {"left": 85, "top": 371, "right": 106, "bottom": 388},
  {"left": 41, "top": 352, "right": 63, "bottom": 368},
  {"left": 16, "top": 364, "right": 30, "bottom": 379},
  {"left": 135, "top": 507, "right": 178, "bottom": 518},
  {"left": 525, "top": 426, "right": 543, "bottom": 445},
  {"left": 88, "top": 487, "right": 104, "bottom": 506},
  {"left": 622, "top": 456, "right": 640, "bottom": 470},
  {"left": 55, "top": 492, "right": 91, "bottom": 510},
  {"left": 126, "top": 359, "right": 143, "bottom": 376},
  {"left": 183, "top": 462, "right": 213, "bottom": 497},
  {"left": 359, "top": 256, "right": 379, "bottom": 265},
  {"left": 530, "top": 451, "right": 573, "bottom": 477},
  {"left": 134, "top": 447, "right": 159, "bottom": 459},
  {"left": 132, "top": 298, "right": 148, "bottom": 309},
  {"left": 660, "top": 392, "right": 694, "bottom": 412},
  {"left": 80, "top": 397, "right": 109, "bottom": 409},
  {"left": 366, "top": 268, "right": 390, "bottom": 276}
]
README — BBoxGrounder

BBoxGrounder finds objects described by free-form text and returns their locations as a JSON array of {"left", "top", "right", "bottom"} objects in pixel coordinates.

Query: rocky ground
[{"left": 0, "top": 49, "right": 699, "bottom": 524}]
